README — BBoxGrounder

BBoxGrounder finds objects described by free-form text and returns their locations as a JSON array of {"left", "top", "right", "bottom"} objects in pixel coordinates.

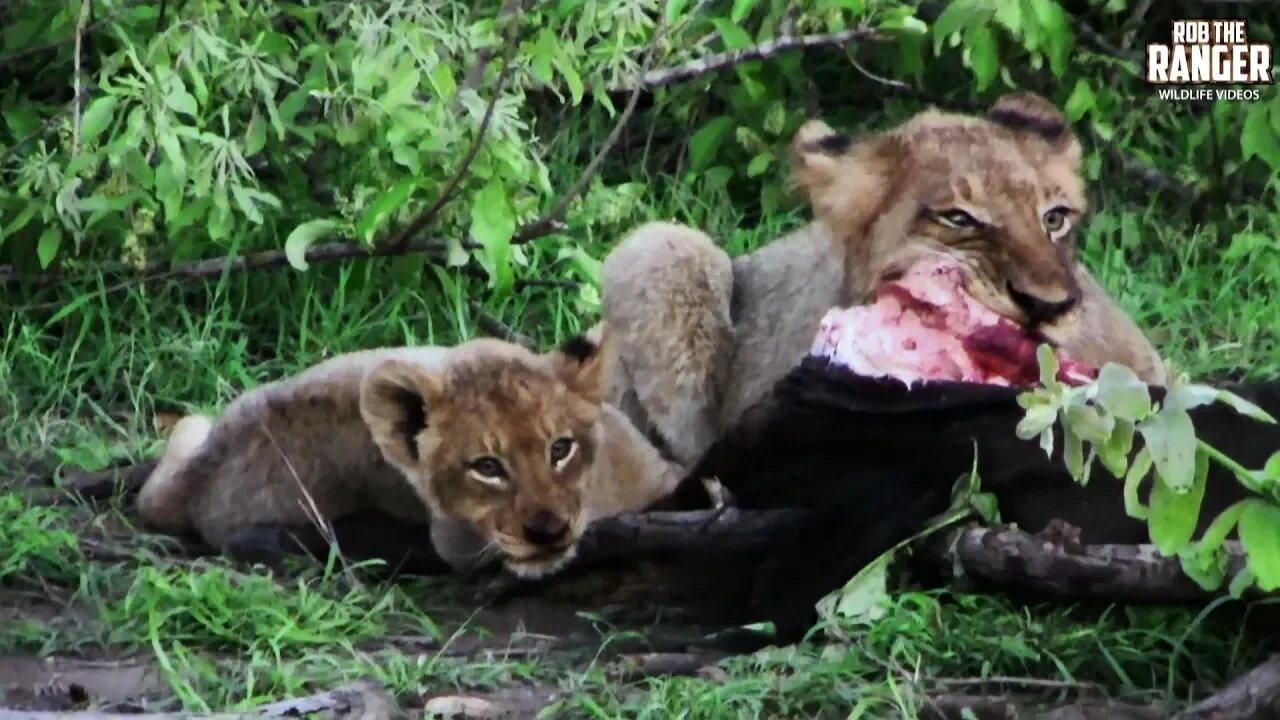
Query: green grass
[{"left": 1, "top": 144, "right": 1278, "bottom": 717}]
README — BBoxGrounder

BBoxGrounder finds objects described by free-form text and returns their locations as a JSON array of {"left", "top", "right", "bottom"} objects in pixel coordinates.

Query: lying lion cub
[{"left": 136, "top": 334, "right": 683, "bottom": 579}]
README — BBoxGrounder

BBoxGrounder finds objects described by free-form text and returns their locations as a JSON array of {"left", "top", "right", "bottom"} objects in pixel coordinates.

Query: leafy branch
[{"left": 1018, "top": 347, "right": 1280, "bottom": 595}]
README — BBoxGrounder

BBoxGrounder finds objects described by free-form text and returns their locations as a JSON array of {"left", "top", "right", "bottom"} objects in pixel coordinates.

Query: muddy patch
[{"left": 0, "top": 654, "right": 167, "bottom": 711}]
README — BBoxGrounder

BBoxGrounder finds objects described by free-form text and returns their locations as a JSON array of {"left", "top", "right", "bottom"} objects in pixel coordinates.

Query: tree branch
[
  {"left": 612, "top": 26, "right": 887, "bottom": 91},
  {"left": 383, "top": 1, "right": 524, "bottom": 254},
  {"left": 512, "top": 1, "right": 674, "bottom": 243}
]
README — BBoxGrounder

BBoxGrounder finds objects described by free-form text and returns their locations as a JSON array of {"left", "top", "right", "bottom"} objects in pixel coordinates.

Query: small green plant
[
  {"left": 1019, "top": 345, "right": 1280, "bottom": 594},
  {"left": 0, "top": 493, "right": 84, "bottom": 585}
]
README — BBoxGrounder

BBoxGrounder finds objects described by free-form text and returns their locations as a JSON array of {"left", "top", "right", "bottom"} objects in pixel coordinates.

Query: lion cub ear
[
  {"left": 546, "top": 334, "right": 604, "bottom": 406},
  {"left": 360, "top": 359, "right": 445, "bottom": 470},
  {"left": 987, "top": 92, "right": 1081, "bottom": 165},
  {"left": 789, "top": 118, "right": 896, "bottom": 240}
]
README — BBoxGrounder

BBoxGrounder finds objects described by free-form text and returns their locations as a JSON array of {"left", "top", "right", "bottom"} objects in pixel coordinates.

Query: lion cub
[{"left": 136, "top": 335, "right": 683, "bottom": 579}]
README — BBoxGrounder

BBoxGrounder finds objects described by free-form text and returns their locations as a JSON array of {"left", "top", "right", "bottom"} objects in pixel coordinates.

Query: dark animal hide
[{"left": 661, "top": 356, "right": 1280, "bottom": 641}]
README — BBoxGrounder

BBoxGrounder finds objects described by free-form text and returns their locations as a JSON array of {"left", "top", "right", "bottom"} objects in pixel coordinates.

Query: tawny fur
[
  {"left": 598, "top": 92, "right": 1167, "bottom": 469},
  {"left": 136, "top": 337, "right": 682, "bottom": 579}
]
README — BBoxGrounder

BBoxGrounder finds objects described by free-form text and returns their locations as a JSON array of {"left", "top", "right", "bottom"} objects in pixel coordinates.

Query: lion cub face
[
  {"left": 791, "top": 92, "right": 1088, "bottom": 345},
  {"left": 359, "top": 337, "right": 605, "bottom": 579}
]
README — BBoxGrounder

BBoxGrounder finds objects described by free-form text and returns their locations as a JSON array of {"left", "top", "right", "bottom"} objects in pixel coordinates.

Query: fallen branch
[
  {"left": 1171, "top": 655, "right": 1280, "bottom": 720},
  {"left": 942, "top": 525, "right": 1251, "bottom": 602},
  {"left": 0, "top": 679, "right": 398, "bottom": 720}
]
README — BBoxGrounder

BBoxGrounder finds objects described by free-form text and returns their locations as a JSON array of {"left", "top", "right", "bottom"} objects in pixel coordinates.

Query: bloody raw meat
[{"left": 810, "top": 259, "right": 1097, "bottom": 388}]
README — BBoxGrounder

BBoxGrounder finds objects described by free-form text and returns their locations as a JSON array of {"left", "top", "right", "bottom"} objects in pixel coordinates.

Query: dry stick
[
  {"left": 0, "top": 678, "right": 399, "bottom": 720},
  {"left": 383, "top": 1, "right": 524, "bottom": 254}
]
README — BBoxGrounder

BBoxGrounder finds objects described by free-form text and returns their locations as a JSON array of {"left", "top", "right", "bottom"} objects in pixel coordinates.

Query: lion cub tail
[{"left": 136, "top": 414, "right": 214, "bottom": 533}]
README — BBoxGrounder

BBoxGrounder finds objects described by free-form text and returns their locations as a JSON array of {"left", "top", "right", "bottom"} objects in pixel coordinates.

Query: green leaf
[
  {"left": 382, "top": 67, "right": 421, "bottom": 109},
  {"left": 1241, "top": 102, "right": 1280, "bottom": 171},
  {"left": 1016, "top": 403, "right": 1057, "bottom": 441},
  {"left": 36, "top": 226, "right": 61, "bottom": 269},
  {"left": 284, "top": 218, "right": 343, "bottom": 271},
  {"left": 157, "top": 129, "right": 186, "bottom": 179},
  {"left": 831, "top": 554, "right": 889, "bottom": 625},
  {"left": 1266, "top": 451, "right": 1280, "bottom": 482},
  {"left": 556, "top": 56, "right": 585, "bottom": 106},
  {"left": 470, "top": 178, "right": 516, "bottom": 293},
  {"left": 1140, "top": 407, "right": 1197, "bottom": 492},
  {"left": 711, "top": 19, "right": 753, "bottom": 51},
  {"left": 1229, "top": 566, "right": 1256, "bottom": 599},
  {"left": 1062, "top": 421, "right": 1085, "bottom": 482},
  {"left": 688, "top": 116, "right": 734, "bottom": 172},
  {"left": 244, "top": 112, "right": 267, "bottom": 156},
  {"left": 1095, "top": 363, "right": 1151, "bottom": 422},
  {"left": 1238, "top": 500, "right": 1280, "bottom": 591},
  {"left": 80, "top": 95, "right": 118, "bottom": 145},
  {"left": 1099, "top": 418, "right": 1135, "bottom": 479},
  {"left": 1036, "top": 344, "right": 1061, "bottom": 392},
  {"left": 931, "top": 0, "right": 987, "bottom": 54},
  {"left": 356, "top": 177, "right": 417, "bottom": 243},
  {"left": 165, "top": 87, "right": 199, "bottom": 118},
  {"left": 530, "top": 30, "right": 556, "bottom": 84},
  {"left": 965, "top": 26, "right": 999, "bottom": 91},
  {"left": 665, "top": 0, "right": 690, "bottom": 23},
  {"left": 1063, "top": 79, "right": 1095, "bottom": 123},
  {"left": 730, "top": 0, "right": 759, "bottom": 23},
  {"left": 3, "top": 107, "right": 41, "bottom": 137},
  {"left": 746, "top": 151, "right": 773, "bottom": 178},
  {"left": 1124, "top": 447, "right": 1151, "bottom": 520},
  {"left": 1214, "top": 388, "right": 1278, "bottom": 424},
  {"left": 1147, "top": 450, "right": 1206, "bottom": 555},
  {"left": 1064, "top": 403, "right": 1114, "bottom": 444},
  {"left": 426, "top": 63, "right": 457, "bottom": 103}
]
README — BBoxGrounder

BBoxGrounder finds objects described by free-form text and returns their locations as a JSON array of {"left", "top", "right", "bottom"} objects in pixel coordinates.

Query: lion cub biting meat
[
  {"left": 598, "top": 92, "right": 1168, "bottom": 468},
  {"left": 136, "top": 335, "right": 683, "bottom": 579}
]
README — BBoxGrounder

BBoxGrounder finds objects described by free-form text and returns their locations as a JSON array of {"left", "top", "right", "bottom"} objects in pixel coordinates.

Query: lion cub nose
[
  {"left": 523, "top": 509, "right": 570, "bottom": 546},
  {"left": 1007, "top": 282, "right": 1078, "bottom": 325}
]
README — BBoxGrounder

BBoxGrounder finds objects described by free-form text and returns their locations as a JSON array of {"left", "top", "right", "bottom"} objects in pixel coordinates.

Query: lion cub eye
[
  {"left": 549, "top": 438, "right": 576, "bottom": 468},
  {"left": 1043, "top": 207, "right": 1072, "bottom": 238},
  {"left": 935, "top": 209, "right": 981, "bottom": 230},
  {"left": 469, "top": 457, "right": 507, "bottom": 484}
]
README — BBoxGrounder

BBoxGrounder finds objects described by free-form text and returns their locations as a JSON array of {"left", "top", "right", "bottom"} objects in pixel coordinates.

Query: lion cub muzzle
[
  {"left": 522, "top": 507, "right": 571, "bottom": 547},
  {"left": 1006, "top": 281, "right": 1080, "bottom": 326}
]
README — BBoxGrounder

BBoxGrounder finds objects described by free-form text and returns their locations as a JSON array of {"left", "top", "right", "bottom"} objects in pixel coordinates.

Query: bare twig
[
  {"left": 513, "top": 1, "right": 675, "bottom": 244},
  {"left": 468, "top": 300, "right": 534, "bottom": 348},
  {"left": 614, "top": 26, "right": 887, "bottom": 91},
  {"left": 70, "top": 0, "right": 92, "bottom": 158},
  {"left": 384, "top": 1, "right": 524, "bottom": 253},
  {"left": 451, "top": 0, "right": 524, "bottom": 113}
]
